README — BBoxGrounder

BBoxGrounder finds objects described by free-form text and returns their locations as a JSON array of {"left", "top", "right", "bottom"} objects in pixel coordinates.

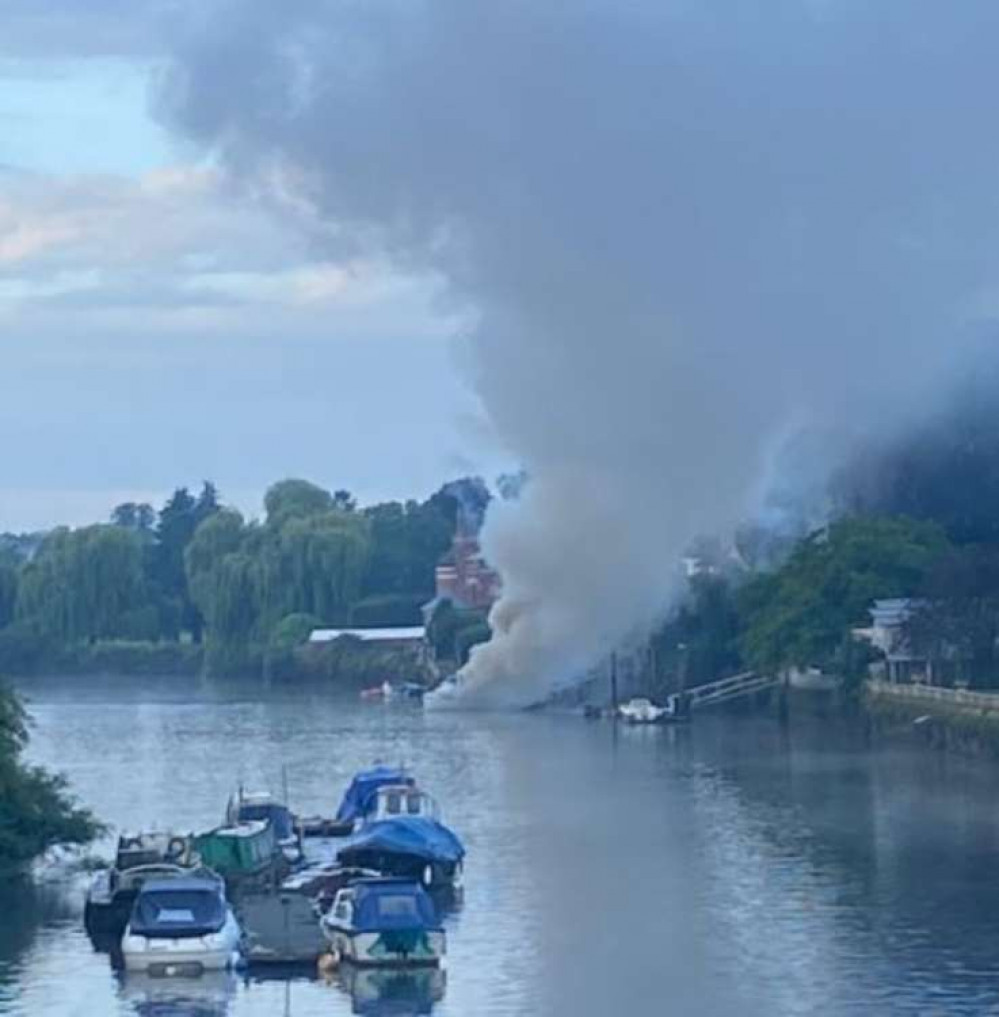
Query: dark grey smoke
[{"left": 159, "top": 1, "right": 999, "bottom": 704}]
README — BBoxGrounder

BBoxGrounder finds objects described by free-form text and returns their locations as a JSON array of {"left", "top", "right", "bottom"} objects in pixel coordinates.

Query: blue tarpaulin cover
[
  {"left": 337, "top": 817, "right": 465, "bottom": 865},
  {"left": 129, "top": 878, "right": 227, "bottom": 939},
  {"left": 351, "top": 880, "right": 440, "bottom": 932},
  {"left": 336, "top": 767, "right": 415, "bottom": 822}
]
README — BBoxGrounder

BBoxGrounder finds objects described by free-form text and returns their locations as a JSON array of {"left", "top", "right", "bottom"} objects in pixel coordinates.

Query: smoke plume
[{"left": 160, "top": 2, "right": 999, "bottom": 704}]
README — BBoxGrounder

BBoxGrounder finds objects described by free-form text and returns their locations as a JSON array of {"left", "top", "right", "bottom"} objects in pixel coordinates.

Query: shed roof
[{"left": 309, "top": 626, "right": 426, "bottom": 644}]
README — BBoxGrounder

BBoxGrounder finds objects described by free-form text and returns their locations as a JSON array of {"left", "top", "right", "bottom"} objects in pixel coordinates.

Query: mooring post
[{"left": 610, "top": 651, "right": 619, "bottom": 712}]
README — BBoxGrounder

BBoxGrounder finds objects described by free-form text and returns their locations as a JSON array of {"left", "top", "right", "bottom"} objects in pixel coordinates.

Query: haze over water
[{"left": 5, "top": 677, "right": 999, "bottom": 1016}]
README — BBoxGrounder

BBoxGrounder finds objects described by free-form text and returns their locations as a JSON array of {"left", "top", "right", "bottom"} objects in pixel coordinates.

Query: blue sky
[
  {"left": 0, "top": 32, "right": 490, "bottom": 530},
  {"left": 0, "top": 58, "right": 174, "bottom": 175}
]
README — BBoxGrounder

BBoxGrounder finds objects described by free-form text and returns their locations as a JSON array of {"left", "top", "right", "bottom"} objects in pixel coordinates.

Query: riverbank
[{"left": 863, "top": 681, "right": 999, "bottom": 761}]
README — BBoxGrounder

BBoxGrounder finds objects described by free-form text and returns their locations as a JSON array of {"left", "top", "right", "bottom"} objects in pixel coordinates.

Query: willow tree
[
  {"left": 16, "top": 526, "right": 146, "bottom": 644},
  {"left": 273, "top": 511, "right": 371, "bottom": 624}
]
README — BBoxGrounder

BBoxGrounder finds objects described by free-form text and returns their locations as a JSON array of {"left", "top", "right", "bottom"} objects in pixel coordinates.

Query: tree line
[
  {"left": 0, "top": 478, "right": 470, "bottom": 677},
  {"left": 653, "top": 379, "right": 999, "bottom": 693}
]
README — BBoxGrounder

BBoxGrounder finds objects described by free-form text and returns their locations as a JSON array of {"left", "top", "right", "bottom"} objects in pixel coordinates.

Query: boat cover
[
  {"left": 337, "top": 817, "right": 465, "bottom": 866},
  {"left": 129, "top": 878, "right": 226, "bottom": 939},
  {"left": 336, "top": 767, "right": 415, "bottom": 822},
  {"left": 352, "top": 880, "right": 440, "bottom": 932}
]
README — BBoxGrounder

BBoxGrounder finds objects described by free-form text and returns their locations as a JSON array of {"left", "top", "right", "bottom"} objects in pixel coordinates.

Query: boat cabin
[
  {"left": 366, "top": 786, "right": 440, "bottom": 824},
  {"left": 228, "top": 791, "right": 295, "bottom": 842},
  {"left": 194, "top": 820, "right": 280, "bottom": 879}
]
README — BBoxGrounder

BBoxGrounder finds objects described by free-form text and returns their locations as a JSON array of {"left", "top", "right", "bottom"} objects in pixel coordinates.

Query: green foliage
[
  {"left": 351, "top": 594, "right": 426, "bottom": 628},
  {"left": 0, "top": 475, "right": 469, "bottom": 680},
  {"left": 16, "top": 526, "right": 148, "bottom": 644},
  {"left": 739, "top": 516, "right": 950, "bottom": 673},
  {"left": 427, "top": 600, "right": 487, "bottom": 662},
  {"left": 653, "top": 574, "right": 743, "bottom": 689},
  {"left": 362, "top": 498, "right": 453, "bottom": 597},
  {"left": 0, "top": 552, "right": 17, "bottom": 630},
  {"left": 265, "top": 479, "right": 335, "bottom": 527},
  {"left": 455, "top": 621, "right": 492, "bottom": 665},
  {"left": 0, "top": 685, "right": 102, "bottom": 867},
  {"left": 270, "top": 613, "right": 322, "bottom": 649}
]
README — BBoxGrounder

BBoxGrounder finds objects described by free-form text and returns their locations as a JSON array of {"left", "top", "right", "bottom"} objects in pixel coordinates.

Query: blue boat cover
[
  {"left": 129, "top": 878, "right": 226, "bottom": 939},
  {"left": 352, "top": 880, "right": 440, "bottom": 932},
  {"left": 337, "top": 817, "right": 465, "bottom": 865},
  {"left": 336, "top": 767, "right": 415, "bottom": 823}
]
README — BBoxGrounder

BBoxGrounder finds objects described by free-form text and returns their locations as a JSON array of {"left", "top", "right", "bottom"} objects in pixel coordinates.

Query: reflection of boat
[
  {"left": 226, "top": 790, "right": 302, "bottom": 863},
  {"left": 321, "top": 878, "right": 445, "bottom": 967},
  {"left": 121, "top": 876, "right": 242, "bottom": 975},
  {"left": 337, "top": 818, "right": 465, "bottom": 891},
  {"left": 341, "top": 964, "right": 446, "bottom": 1015},
  {"left": 85, "top": 833, "right": 200, "bottom": 941},
  {"left": 117, "top": 971, "right": 237, "bottom": 1017}
]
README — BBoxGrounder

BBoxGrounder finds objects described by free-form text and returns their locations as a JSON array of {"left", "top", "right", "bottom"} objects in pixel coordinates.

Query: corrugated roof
[{"left": 308, "top": 626, "right": 426, "bottom": 644}]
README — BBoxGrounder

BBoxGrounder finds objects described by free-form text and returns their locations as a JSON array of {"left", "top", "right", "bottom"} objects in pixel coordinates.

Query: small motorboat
[
  {"left": 121, "top": 876, "right": 242, "bottom": 975},
  {"left": 335, "top": 766, "right": 416, "bottom": 832},
  {"left": 617, "top": 697, "right": 677, "bottom": 725},
  {"left": 226, "top": 790, "right": 302, "bottom": 863},
  {"left": 321, "top": 878, "right": 445, "bottom": 967},
  {"left": 84, "top": 832, "right": 200, "bottom": 941},
  {"left": 194, "top": 820, "right": 288, "bottom": 892},
  {"left": 360, "top": 681, "right": 394, "bottom": 701}
]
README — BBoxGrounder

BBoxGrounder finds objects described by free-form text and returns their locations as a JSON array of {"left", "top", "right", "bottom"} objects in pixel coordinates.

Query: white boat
[
  {"left": 121, "top": 876, "right": 242, "bottom": 975},
  {"left": 321, "top": 878, "right": 446, "bottom": 967},
  {"left": 84, "top": 832, "right": 200, "bottom": 941},
  {"left": 617, "top": 697, "right": 671, "bottom": 724}
]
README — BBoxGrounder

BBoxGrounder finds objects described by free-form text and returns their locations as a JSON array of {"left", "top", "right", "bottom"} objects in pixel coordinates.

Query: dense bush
[{"left": 0, "top": 686, "right": 102, "bottom": 868}]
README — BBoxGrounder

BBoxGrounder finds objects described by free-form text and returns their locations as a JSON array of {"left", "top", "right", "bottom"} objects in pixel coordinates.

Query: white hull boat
[
  {"left": 321, "top": 878, "right": 446, "bottom": 967},
  {"left": 121, "top": 876, "right": 242, "bottom": 976}
]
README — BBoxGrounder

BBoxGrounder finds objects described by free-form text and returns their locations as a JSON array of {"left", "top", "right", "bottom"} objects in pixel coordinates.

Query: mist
[{"left": 159, "top": 2, "right": 999, "bottom": 705}]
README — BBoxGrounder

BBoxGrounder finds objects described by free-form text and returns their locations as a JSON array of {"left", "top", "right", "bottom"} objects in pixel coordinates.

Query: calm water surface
[{"left": 5, "top": 676, "right": 999, "bottom": 1016}]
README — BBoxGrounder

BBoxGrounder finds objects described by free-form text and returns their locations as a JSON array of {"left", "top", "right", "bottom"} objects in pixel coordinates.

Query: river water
[{"left": 4, "top": 676, "right": 999, "bottom": 1017}]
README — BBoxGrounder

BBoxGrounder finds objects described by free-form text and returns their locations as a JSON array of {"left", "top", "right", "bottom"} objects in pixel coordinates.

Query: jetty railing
[
  {"left": 686, "top": 671, "right": 780, "bottom": 710},
  {"left": 867, "top": 680, "right": 999, "bottom": 713}
]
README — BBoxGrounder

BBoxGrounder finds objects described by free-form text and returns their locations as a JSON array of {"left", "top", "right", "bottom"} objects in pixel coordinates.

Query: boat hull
[{"left": 122, "top": 914, "right": 242, "bottom": 975}]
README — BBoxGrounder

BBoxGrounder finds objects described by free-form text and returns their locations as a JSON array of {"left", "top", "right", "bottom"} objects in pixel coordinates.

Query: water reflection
[
  {"left": 116, "top": 972, "right": 237, "bottom": 1017},
  {"left": 339, "top": 965, "right": 446, "bottom": 1016}
]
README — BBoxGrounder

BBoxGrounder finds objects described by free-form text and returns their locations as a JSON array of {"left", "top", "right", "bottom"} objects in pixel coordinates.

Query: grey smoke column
[{"left": 160, "top": 1, "right": 999, "bottom": 704}]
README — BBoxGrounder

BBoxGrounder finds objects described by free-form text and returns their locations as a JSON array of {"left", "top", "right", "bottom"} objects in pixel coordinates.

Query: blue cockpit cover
[
  {"left": 129, "top": 878, "right": 227, "bottom": 939},
  {"left": 352, "top": 880, "right": 440, "bottom": 932},
  {"left": 336, "top": 767, "right": 415, "bottom": 822},
  {"left": 337, "top": 817, "right": 465, "bottom": 865}
]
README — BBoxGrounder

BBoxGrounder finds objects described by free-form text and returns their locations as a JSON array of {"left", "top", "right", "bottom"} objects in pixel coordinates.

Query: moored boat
[
  {"left": 121, "top": 876, "right": 242, "bottom": 975},
  {"left": 226, "top": 790, "right": 302, "bottom": 863},
  {"left": 336, "top": 816, "right": 465, "bottom": 891},
  {"left": 336, "top": 766, "right": 416, "bottom": 831},
  {"left": 84, "top": 832, "right": 200, "bottom": 941},
  {"left": 321, "top": 878, "right": 445, "bottom": 967},
  {"left": 622, "top": 699, "right": 675, "bottom": 724},
  {"left": 194, "top": 820, "right": 287, "bottom": 892}
]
